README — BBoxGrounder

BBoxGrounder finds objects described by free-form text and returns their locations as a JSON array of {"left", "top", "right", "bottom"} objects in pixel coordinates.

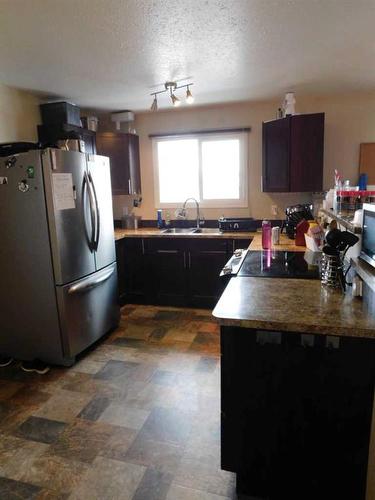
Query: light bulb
[
  {"left": 171, "top": 93, "right": 181, "bottom": 107},
  {"left": 186, "top": 87, "right": 194, "bottom": 104},
  {"left": 150, "top": 96, "right": 158, "bottom": 112}
]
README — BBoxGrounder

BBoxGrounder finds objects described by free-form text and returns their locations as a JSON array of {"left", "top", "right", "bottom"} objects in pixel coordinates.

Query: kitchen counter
[
  {"left": 213, "top": 276, "right": 375, "bottom": 338},
  {"left": 248, "top": 232, "right": 306, "bottom": 251},
  {"left": 215, "top": 231, "right": 375, "bottom": 500},
  {"left": 114, "top": 227, "right": 257, "bottom": 241}
]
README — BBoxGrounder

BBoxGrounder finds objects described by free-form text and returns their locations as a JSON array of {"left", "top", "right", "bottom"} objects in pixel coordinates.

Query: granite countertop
[
  {"left": 248, "top": 233, "right": 306, "bottom": 252},
  {"left": 213, "top": 276, "right": 375, "bottom": 338},
  {"left": 114, "top": 227, "right": 257, "bottom": 241}
]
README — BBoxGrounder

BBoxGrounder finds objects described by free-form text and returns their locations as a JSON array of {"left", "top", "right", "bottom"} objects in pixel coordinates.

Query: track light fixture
[
  {"left": 150, "top": 81, "right": 194, "bottom": 111},
  {"left": 171, "top": 93, "right": 181, "bottom": 107},
  {"left": 186, "top": 86, "right": 194, "bottom": 104},
  {"left": 150, "top": 95, "right": 158, "bottom": 112}
]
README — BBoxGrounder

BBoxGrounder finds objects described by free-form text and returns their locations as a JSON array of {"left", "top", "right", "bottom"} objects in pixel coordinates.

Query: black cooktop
[{"left": 238, "top": 250, "right": 320, "bottom": 279}]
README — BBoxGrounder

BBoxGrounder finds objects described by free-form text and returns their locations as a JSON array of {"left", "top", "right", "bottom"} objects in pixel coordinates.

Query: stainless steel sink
[
  {"left": 191, "top": 228, "right": 222, "bottom": 234},
  {"left": 161, "top": 227, "right": 222, "bottom": 235},
  {"left": 160, "top": 228, "right": 196, "bottom": 234}
]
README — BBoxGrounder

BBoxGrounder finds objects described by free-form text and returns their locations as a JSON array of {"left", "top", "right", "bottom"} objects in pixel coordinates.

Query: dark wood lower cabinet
[
  {"left": 115, "top": 236, "right": 251, "bottom": 308},
  {"left": 221, "top": 326, "right": 375, "bottom": 500},
  {"left": 115, "top": 238, "right": 147, "bottom": 305},
  {"left": 188, "top": 239, "right": 229, "bottom": 308},
  {"left": 144, "top": 238, "right": 187, "bottom": 307}
]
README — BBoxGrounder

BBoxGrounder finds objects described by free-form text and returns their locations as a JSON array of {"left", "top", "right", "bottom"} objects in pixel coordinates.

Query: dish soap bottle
[
  {"left": 262, "top": 220, "right": 272, "bottom": 249},
  {"left": 157, "top": 209, "right": 163, "bottom": 229}
]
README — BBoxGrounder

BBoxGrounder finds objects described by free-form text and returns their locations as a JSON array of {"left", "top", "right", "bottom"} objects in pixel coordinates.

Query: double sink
[{"left": 161, "top": 227, "right": 222, "bottom": 235}]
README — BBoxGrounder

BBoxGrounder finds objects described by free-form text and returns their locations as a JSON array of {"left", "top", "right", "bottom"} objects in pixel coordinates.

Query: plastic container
[
  {"left": 40, "top": 101, "right": 81, "bottom": 127},
  {"left": 359, "top": 173, "right": 368, "bottom": 190},
  {"left": 271, "top": 226, "right": 280, "bottom": 245},
  {"left": 262, "top": 220, "right": 272, "bottom": 249},
  {"left": 81, "top": 116, "right": 98, "bottom": 131}
]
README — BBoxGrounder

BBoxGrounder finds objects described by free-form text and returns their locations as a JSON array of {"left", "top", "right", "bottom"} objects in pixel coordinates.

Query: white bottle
[{"left": 283, "top": 92, "right": 296, "bottom": 116}]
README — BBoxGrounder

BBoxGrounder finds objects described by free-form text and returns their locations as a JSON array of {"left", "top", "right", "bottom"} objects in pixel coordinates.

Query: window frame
[{"left": 152, "top": 131, "right": 248, "bottom": 209}]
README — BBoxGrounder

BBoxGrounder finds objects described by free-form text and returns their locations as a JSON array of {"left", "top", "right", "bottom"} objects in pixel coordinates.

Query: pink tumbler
[{"left": 262, "top": 220, "right": 272, "bottom": 249}]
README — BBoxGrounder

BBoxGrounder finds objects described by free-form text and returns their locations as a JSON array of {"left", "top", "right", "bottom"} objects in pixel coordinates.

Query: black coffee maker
[{"left": 282, "top": 204, "right": 314, "bottom": 239}]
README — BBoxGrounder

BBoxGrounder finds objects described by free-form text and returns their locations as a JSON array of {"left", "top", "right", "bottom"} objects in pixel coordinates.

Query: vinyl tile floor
[{"left": 0, "top": 304, "right": 236, "bottom": 500}]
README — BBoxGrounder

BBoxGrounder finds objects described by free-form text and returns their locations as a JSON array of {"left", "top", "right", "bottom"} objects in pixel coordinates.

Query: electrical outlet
[{"left": 271, "top": 205, "right": 278, "bottom": 216}]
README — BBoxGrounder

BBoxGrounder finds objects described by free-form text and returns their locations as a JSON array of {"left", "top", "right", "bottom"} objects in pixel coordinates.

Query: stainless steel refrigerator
[{"left": 0, "top": 148, "right": 120, "bottom": 365}]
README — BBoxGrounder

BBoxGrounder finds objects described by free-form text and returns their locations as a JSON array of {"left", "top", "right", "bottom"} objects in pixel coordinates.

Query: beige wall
[
  {"left": 0, "top": 83, "right": 40, "bottom": 142},
  {"left": 112, "top": 92, "right": 375, "bottom": 221}
]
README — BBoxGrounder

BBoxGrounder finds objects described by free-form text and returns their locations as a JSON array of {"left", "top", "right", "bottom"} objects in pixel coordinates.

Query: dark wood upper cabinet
[
  {"left": 96, "top": 132, "right": 141, "bottom": 195},
  {"left": 262, "top": 113, "right": 324, "bottom": 192}
]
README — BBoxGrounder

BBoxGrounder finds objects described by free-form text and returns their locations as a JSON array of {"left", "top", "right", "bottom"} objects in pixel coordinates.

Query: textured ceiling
[{"left": 0, "top": 0, "right": 374, "bottom": 111}]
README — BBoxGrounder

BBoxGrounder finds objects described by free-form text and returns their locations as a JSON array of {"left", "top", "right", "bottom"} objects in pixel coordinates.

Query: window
[{"left": 153, "top": 132, "right": 248, "bottom": 208}]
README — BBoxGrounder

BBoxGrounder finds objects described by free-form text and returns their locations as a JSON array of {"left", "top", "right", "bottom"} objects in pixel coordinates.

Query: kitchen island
[{"left": 213, "top": 273, "right": 375, "bottom": 500}]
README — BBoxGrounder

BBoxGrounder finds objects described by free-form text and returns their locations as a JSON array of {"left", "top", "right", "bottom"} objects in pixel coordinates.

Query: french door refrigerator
[{"left": 0, "top": 148, "right": 120, "bottom": 365}]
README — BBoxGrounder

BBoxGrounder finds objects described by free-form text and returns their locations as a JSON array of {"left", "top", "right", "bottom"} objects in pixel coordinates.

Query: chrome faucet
[{"left": 177, "top": 198, "right": 201, "bottom": 229}]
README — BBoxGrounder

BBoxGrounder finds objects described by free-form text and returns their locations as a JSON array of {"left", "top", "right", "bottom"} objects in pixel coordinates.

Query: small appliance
[
  {"left": 282, "top": 204, "right": 314, "bottom": 239},
  {"left": 218, "top": 217, "right": 259, "bottom": 232},
  {"left": 360, "top": 203, "right": 375, "bottom": 268}
]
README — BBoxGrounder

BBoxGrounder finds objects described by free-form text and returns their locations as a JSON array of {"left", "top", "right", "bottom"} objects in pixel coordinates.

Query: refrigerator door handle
[
  {"left": 88, "top": 171, "right": 100, "bottom": 251},
  {"left": 67, "top": 267, "right": 115, "bottom": 295},
  {"left": 83, "top": 171, "right": 96, "bottom": 251}
]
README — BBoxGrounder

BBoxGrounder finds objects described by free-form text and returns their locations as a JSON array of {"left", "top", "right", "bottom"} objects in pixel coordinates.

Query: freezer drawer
[{"left": 56, "top": 263, "right": 120, "bottom": 358}]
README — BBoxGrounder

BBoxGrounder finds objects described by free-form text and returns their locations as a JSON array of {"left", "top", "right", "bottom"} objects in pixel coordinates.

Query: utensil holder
[{"left": 321, "top": 253, "right": 344, "bottom": 289}]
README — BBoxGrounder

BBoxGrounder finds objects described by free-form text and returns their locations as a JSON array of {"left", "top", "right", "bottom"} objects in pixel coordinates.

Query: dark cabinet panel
[
  {"left": 116, "top": 238, "right": 146, "bottom": 305},
  {"left": 115, "top": 240, "right": 126, "bottom": 304},
  {"left": 144, "top": 238, "right": 187, "bottom": 306},
  {"left": 290, "top": 113, "right": 325, "bottom": 192},
  {"left": 187, "top": 239, "right": 229, "bottom": 308},
  {"left": 96, "top": 132, "right": 141, "bottom": 195},
  {"left": 148, "top": 252, "right": 187, "bottom": 306},
  {"left": 262, "top": 117, "right": 290, "bottom": 192},
  {"left": 262, "top": 113, "right": 324, "bottom": 193},
  {"left": 128, "top": 134, "right": 141, "bottom": 195},
  {"left": 233, "top": 238, "right": 252, "bottom": 251},
  {"left": 221, "top": 326, "right": 375, "bottom": 500}
]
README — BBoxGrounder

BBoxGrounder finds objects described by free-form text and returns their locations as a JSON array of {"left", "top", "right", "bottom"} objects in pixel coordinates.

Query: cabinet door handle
[
  {"left": 184, "top": 252, "right": 186, "bottom": 268},
  {"left": 128, "top": 179, "right": 132, "bottom": 194},
  {"left": 188, "top": 252, "right": 191, "bottom": 268},
  {"left": 141, "top": 239, "right": 145, "bottom": 255},
  {"left": 156, "top": 249, "right": 178, "bottom": 254}
]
